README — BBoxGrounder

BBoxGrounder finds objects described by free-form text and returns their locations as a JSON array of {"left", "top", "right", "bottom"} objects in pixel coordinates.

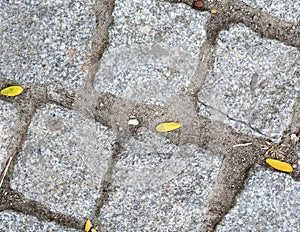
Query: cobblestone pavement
[{"left": 0, "top": 0, "right": 299, "bottom": 231}]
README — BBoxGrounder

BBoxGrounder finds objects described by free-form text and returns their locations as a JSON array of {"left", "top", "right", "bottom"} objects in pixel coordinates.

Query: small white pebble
[
  {"left": 291, "top": 134, "right": 297, "bottom": 139},
  {"left": 128, "top": 118, "right": 139, "bottom": 126},
  {"left": 291, "top": 134, "right": 299, "bottom": 143}
]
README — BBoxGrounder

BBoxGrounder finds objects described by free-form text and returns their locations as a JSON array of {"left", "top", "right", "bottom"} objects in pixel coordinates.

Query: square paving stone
[
  {"left": 198, "top": 23, "right": 300, "bottom": 141},
  {"left": 95, "top": 0, "right": 209, "bottom": 105},
  {"left": 99, "top": 128, "right": 222, "bottom": 231},
  {"left": 216, "top": 165, "right": 300, "bottom": 231},
  {"left": 11, "top": 103, "right": 115, "bottom": 219},
  {"left": 241, "top": 0, "right": 300, "bottom": 22},
  {"left": 0, "top": 211, "right": 79, "bottom": 232},
  {"left": 0, "top": 1, "right": 94, "bottom": 88}
]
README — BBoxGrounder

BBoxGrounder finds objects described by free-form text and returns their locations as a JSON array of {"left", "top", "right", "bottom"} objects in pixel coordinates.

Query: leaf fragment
[
  {"left": 85, "top": 219, "right": 92, "bottom": 232},
  {"left": 155, "top": 122, "right": 181, "bottom": 132},
  {"left": 84, "top": 219, "right": 97, "bottom": 232},
  {"left": 265, "top": 158, "right": 293, "bottom": 173},
  {"left": 0, "top": 85, "right": 24, "bottom": 97}
]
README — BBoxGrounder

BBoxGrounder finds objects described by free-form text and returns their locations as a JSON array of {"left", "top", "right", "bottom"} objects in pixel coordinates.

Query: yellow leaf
[
  {"left": 265, "top": 158, "right": 293, "bottom": 173},
  {"left": 0, "top": 85, "right": 23, "bottom": 97},
  {"left": 84, "top": 219, "right": 97, "bottom": 232},
  {"left": 156, "top": 122, "right": 181, "bottom": 132},
  {"left": 211, "top": 9, "right": 217, "bottom": 14},
  {"left": 85, "top": 219, "right": 92, "bottom": 232}
]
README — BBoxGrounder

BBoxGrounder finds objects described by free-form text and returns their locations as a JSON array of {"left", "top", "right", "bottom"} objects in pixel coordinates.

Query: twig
[
  {"left": 232, "top": 142, "right": 252, "bottom": 148},
  {"left": 0, "top": 156, "right": 13, "bottom": 188}
]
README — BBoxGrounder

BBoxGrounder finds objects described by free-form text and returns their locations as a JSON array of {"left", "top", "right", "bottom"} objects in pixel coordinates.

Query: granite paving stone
[
  {"left": 0, "top": 100, "right": 18, "bottom": 171},
  {"left": 0, "top": 0, "right": 94, "bottom": 88},
  {"left": 99, "top": 128, "right": 222, "bottom": 231},
  {"left": 10, "top": 103, "right": 115, "bottom": 219},
  {"left": 95, "top": 0, "right": 209, "bottom": 105},
  {"left": 241, "top": 0, "right": 300, "bottom": 22},
  {"left": 216, "top": 165, "right": 300, "bottom": 231},
  {"left": 0, "top": 0, "right": 299, "bottom": 230},
  {"left": 198, "top": 23, "right": 300, "bottom": 141},
  {"left": 0, "top": 211, "right": 79, "bottom": 232}
]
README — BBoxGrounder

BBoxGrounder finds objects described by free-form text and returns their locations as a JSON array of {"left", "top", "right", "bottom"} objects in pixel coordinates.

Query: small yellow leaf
[
  {"left": 84, "top": 219, "right": 97, "bottom": 232},
  {"left": 85, "top": 219, "right": 92, "bottom": 232},
  {"left": 0, "top": 85, "right": 23, "bottom": 97},
  {"left": 211, "top": 9, "right": 217, "bottom": 14},
  {"left": 156, "top": 122, "right": 181, "bottom": 132},
  {"left": 265, "top": 158, "right": 293, "bottom": 173}
]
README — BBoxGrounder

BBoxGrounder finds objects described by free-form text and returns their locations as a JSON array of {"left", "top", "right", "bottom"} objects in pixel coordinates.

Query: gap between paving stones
[
  {"left": 0, "top": 0, "right": 299, "bottom": 231},
  {"left": 0, "top": 78, "right": 299, "bottom": 230}
]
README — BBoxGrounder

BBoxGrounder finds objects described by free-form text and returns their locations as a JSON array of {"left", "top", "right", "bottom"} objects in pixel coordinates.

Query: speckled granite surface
[{"left": 0, "top": 0, "right": 299, "bottom": 231}]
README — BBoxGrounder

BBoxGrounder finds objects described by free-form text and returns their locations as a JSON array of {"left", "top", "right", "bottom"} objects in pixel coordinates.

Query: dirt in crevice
[{"left": 0, "top": 0, "right": 299, "bottom": 231}]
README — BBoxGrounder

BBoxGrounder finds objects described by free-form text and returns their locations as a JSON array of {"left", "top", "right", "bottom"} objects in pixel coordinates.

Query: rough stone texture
[
  {"left": 99, "top": 128, "right": 222, "bottom": 231},
  {"left": 95, "top": 0, "right": 209, "bottom": 105},
  {"left": 0, "top": 0, "right": 94, "bottom": 88},
  {"left": 10, "top": 104, "right": 115, "bottom": 219},
  {"left": 0, "top": 100, "right": 18, "bottom": 171},
  {"left": 0, "top": 0, "right": 299, "bottom": 230},
  {"left": 198, "top": 23, "right": 300, "bottom": 142},
  {"left": 217, "top": 165, "right": 300, "bottom": 231},
  {"left": 241, "top": 0, "right": 300, "bottom": 22},
  {"left": 0, "top": 211, "right": 79, "bottom": 232}
]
